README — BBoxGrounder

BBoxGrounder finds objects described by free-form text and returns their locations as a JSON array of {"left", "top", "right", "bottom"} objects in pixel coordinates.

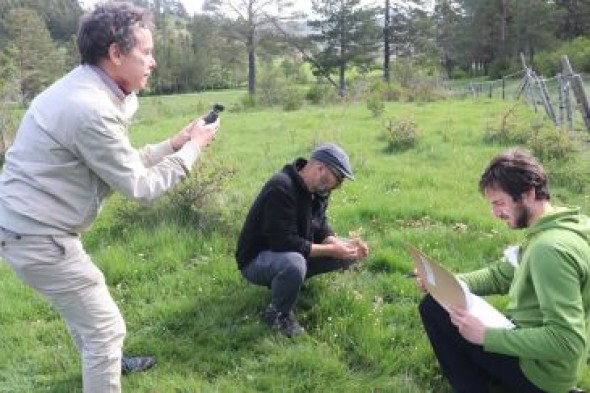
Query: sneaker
[
  {"left": 263, "top": 305, "right": 304, "bottom": 337},
  {"left": 276, "top": 312, "right": 305, "bottom": 337},
  {"left": 121, "top": 355, "right": 156, "bottom": 374},
  {"left": 263, "top": 304, "right": 280, "bottom": 327}
]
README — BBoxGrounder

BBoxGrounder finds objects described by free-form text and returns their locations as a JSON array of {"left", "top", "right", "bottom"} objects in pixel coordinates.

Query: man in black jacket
[{"left": 236, "top": 143, "right": 369, "bottom": 337}]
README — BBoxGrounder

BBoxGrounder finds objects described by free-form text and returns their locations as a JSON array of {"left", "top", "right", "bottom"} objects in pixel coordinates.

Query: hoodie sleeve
[
  {"left": 484, "top": 236, "right": 587, "bottom": 361},
  {"left": 458, "top": 258, "right": 514, "bottom": 296}
]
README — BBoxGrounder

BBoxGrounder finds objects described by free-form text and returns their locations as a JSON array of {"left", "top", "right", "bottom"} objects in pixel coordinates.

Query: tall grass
[{"left": 1, "top": 93, "right": 589, "bottom": 392}]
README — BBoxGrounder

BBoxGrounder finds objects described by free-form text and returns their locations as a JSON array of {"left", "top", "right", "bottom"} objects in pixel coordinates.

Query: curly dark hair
[
  {"left": 479, "top": 148, "right": 550, "bottom": 202},
  {"left": 77, "top": 1, "right": 154, "bottom": 65}
]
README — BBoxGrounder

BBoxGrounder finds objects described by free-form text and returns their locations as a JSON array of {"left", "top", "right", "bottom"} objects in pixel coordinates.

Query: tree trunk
[
  {"left": 339, "top": 62, "right": 346, "bottom": 97},
  {"left": 383, "top": 0, "right": 390, "bottom": 82},
  {"left": 248, "top": 49, "right": 256, "bottom": 97}
]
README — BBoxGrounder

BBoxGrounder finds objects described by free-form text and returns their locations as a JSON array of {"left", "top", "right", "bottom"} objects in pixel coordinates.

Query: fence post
[
  {"left": 537, "top": 75, "right": 557, "bottom": 125},
  {"left": 502, "top": 77, "right": 505, "bottom": 100},
  {"left": 561, "top": 55, "right": 590, "bottom": 132},
  {"left": 556, "top": 74, "right": 564, "bottom": 128}
]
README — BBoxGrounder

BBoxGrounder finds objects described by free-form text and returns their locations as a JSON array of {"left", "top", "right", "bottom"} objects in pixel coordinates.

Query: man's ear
[
  {"left": 108, "top": 42, "right": 123, "bottom": 66},
  {"left": 522, "top": 188, "right": 536, "bottom": 203}
]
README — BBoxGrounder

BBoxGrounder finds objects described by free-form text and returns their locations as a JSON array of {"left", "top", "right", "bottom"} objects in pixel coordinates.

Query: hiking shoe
[
  {"left": 276, "top": 312, "right": 305, "bottom": 337},
  {"left": 262, "top": 305, "right": 304, "bottom": 337},
  {"left": 263, "top": 304, "right": 280, "bottom": 327},
  {"left": 121, "top": 355, "right": 156, "bottom": 374}
]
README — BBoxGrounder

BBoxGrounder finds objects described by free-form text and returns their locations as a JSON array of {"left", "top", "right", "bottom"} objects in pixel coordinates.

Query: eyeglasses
[{"left": 324, "top": 164, "right": 344, "bottom": 184}]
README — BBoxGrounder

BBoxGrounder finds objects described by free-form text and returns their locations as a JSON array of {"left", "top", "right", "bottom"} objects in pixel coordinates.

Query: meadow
[{"left": 1, "top": 91, "right": 589, "bottom": 392}]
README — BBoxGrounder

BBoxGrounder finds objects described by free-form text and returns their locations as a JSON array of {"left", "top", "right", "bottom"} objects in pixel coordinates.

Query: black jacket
[{"left": 236, "top": 159, "right": 333, "bottom": 269}]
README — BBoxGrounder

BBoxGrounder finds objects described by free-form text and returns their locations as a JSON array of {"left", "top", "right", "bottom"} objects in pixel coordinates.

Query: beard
[
  {"left": 314, "top": 172, "right": 333, "bottom": 196},
  {"left": 514, "top": 203, "right": 532, "bottom": 229}
]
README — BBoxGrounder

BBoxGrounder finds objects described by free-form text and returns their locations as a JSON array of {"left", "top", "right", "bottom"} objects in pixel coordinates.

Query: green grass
[{"left": 1, "top": 93, "right": 589, "bottom": 392}]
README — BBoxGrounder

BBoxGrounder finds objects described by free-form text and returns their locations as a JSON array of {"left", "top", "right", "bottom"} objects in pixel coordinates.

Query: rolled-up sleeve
[{"left": 73, "top": 113, "right": 201, "bottom": 203}]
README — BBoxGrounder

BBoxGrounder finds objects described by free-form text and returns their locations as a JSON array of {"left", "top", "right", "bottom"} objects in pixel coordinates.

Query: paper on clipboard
[{"left": 407, "top": 244, "right": 515, "bottom": 329}]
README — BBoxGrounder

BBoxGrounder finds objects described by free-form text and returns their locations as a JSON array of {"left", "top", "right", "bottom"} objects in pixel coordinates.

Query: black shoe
[
  {"left": 121, "top": 355, "right": 156, "bottom": 374},
  {"left": 276, "top": 312, "right": 305, "bottom": 337},
  {"left": 263, "top": 305, "right": 304, "bottom": 337},
  {"left": 263, "top": 304, "right": 280, "bottom": 327}
]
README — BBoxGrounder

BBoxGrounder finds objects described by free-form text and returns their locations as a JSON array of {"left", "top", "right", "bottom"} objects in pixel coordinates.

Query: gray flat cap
[{"left": 310, "top": 143, "right": 354, "bottom": 180}]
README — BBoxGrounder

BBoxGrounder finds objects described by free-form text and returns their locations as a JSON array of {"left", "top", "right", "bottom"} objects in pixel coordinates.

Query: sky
[{"left": 80, "top": 0, "right": 206, "bottom": 15}]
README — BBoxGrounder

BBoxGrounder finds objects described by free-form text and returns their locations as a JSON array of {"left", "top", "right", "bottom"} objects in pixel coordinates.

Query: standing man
[
  {"left": 236, "top": 143, "right": 369, "bottom": 337},
  {"left": 416, "top": 148, "right": 590, "bottom": 393},
  {"left": 0, "top": 2, "right": 219, "bottom": 392}
]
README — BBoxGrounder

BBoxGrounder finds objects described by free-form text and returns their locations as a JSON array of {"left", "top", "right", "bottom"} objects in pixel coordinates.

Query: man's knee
[
  {"left": 278, "top": 252, "right": 307, "bottom": 282},
  {"left": 87, "top": 312, "right": 127, "bottom": 355},
  {"left": 418, "top": 294, "right": 438, "bottom": 319}
]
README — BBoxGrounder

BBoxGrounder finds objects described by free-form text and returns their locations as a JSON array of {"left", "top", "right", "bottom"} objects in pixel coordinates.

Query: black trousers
[{"left": 418, "top": 295, "right": 545, "bottom": 393}]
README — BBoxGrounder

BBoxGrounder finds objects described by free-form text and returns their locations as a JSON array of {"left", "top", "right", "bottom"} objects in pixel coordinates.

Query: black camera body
[{"left": 203, "top": 103, "right": 225, "bottom": 124}]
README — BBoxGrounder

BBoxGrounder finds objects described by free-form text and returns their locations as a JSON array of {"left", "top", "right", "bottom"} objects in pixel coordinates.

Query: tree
[
  {"left": 0, "top": 0, "right": 82, "bottom": 43},
  {"left": 433, "top": 0, "right": 461, "bottom": 78},
  {"left": 0, "top": 45, "right": 20, "bottom": 160},
  {"left": 308, "top": 0, "right": 380, "bottom": 96},
  {"left": 202, "top": 0, "right": 300, "bottom": 98},
  {"left": 554, "top": 0, "right": 590, "bottom": 40},
  {"left": 3, "top": 8, "right": 65, "bottom": 104}
]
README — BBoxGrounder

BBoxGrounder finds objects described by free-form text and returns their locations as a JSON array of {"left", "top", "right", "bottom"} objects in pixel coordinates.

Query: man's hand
[
  {"left": 347, "top": 237, "right": 369, "bottom": 259},
  {"left": 170, "top": 117, "right": 220, "bottom": 151},
  {"left": 330, "top": 241, "right": 360, "bottom": 260},
  {"left": 449, "top": 306, "right": 486, "bottom": 345},
  {"left": 412, "top": 268, "right": 427, "bottom": 293}
]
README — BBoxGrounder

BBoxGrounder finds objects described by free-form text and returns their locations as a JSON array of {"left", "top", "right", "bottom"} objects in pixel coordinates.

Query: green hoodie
[{"left": 461, "top": 206, "right": 590, "bottom": 393}]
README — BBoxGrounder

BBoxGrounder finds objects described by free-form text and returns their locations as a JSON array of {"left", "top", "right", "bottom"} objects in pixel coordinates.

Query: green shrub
[
  {"left": 383, "top": 118, "right": 419, "bottom": 152},
  {"left": 305, "top": 83, "right": 337, "bottom": 105},
  {"left": 281, "top": 87, "right": 304, "bottom": 111},
  {"left": 239, "top": 93, "right": 257, "bottom": 109},
  {"left": 546, "top": 159, "right": 589, "bottom": 194},
  {"left": 366, "top": 95, "right": 385, "bottom": 118},
  {"left": 483, "top": 104, "right": 534, "bottom": 145},
  {"left": 526, "top": 127, "right": 576, "bottom": 162}
]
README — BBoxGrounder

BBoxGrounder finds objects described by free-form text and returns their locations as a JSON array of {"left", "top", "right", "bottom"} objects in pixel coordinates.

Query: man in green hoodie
[{"left": 417, "top": 148, "right": 590, "bottom": 393}]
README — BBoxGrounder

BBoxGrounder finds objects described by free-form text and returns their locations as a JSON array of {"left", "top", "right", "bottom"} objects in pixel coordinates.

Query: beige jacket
[{"left": 0, "top": 65, "right": 200, "bottom": 234}]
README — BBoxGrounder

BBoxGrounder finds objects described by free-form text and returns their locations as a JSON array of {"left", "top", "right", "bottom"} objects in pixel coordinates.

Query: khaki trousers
[{"left": 0, "top": 227, "right": 126, "bottom": 393}]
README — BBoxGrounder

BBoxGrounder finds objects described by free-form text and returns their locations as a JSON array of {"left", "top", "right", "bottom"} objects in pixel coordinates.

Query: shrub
[
  {"left": 112, "top": 160, "right": 236, "bottom": 232},
  {"left": 366, "top": 94, "right": 385, "bottom": 118},
  {"left": 257, "top": 66, "right": 287, "bottom": 106},
  {"left": 526, "top": 127, "right": 576, "bottom": 162},
  {"left": 306, "top": 83, "right": 337, "bottom": 105},
  {"left": 546, "top": 159, "right": 589, "bottom": 194},
  {"left": 239, "top": 93, "right": 257, "bottom": 109},
  {"left": 281, "top": 87, "right": 304, "bottom": 111},
  {"left": 383, "top": 118, "right": 419, "bottom": 152},
  {"left": 483, "top": 104, "right": 534, "bottom": 145}
]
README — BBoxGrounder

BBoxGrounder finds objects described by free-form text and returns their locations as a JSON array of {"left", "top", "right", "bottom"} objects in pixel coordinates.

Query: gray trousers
[
  {"left": 0, "top": 227, "right": 126, "bottom": 393},
  {"left": 240, "top": 250, "right": 353, "bottom": 314}
]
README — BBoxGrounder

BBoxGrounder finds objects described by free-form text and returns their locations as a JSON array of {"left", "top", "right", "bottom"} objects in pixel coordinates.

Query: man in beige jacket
[{"left": 0, "top": 2, "right": 218, "bottom": 392}]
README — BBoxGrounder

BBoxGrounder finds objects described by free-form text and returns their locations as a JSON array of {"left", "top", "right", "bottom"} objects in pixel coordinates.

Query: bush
[
  {"left": 281, "top": 87, "right": 304, "bottom": 111},
  {"left": 257, "top": 66, "right": 287, "bottom": 106},
  {"left": 483, "top": 104, "right": 534, "bottom": 145},
  {"left": 526, "top": 127, "right": 576, "bottom": 162},
  {"left": 306, "top": 83, "right": 337, "bottom": 105},
  {"left": 366, "top": 94, "right": 385, "bottom": 118},
  {"left": 239, "top": 93, "right": 257, "bottom": 109},
  {"left": 383, "top": 118, "right": 419, "bottom": 152},
  {"left": 546, "top": 159, "right": 589, "bottom": 194},
  {"left": 112, "top": 160, "right": 236, "bottom": 232}
]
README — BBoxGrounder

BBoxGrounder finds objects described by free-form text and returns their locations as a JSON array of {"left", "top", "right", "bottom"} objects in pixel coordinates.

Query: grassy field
[{"left": 1, "top": 92, "right": 589, "bottom": 392}]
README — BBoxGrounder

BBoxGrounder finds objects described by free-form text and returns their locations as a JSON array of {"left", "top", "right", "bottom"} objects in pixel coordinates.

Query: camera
[{"left": 203, "top": 103, "right": 225, "bottom": 124}]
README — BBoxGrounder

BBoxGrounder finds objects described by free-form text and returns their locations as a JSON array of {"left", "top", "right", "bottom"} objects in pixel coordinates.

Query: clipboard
[
  {"left": 406, "top": 244, "right": 467, "bottom": 310},
  {"left": 407, "top": 243, "right": 515, "bottom": 329}
]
